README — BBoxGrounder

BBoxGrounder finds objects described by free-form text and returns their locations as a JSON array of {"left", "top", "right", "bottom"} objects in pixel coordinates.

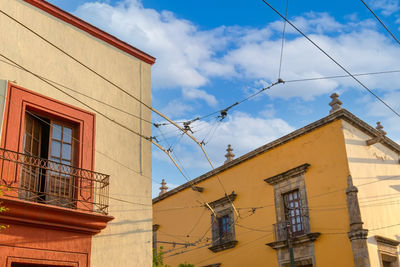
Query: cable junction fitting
[{"left": 218, "top": 102, "right": 239, "bottom": 121}]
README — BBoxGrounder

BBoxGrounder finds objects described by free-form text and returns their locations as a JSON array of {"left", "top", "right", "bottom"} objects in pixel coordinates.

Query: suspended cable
[
  {"left": 278, "top": 0, "right": 289, "bottom": 79},
  {"left": 261, "top": 0, "right": 400, "bottom": 118},
  {"left": 360, "top": 0, "right": 400, "bottom": 46}
]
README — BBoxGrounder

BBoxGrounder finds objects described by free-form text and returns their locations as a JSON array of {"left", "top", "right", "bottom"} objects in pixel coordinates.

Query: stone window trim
[
  {"left": 375, "top": 235, "right": 400, "bottom": 266},
  {"left": 264, "top": 163, "right": 312, "bottom": 235},
  {"left": 208, "top": 192, "right": 237, "bottom": 209},
  {"left": 280, "top": 257, "right": 314, "bottom": 267},
  {"left": 265, "top": 163, "right": 319, "bottom": 267},
  {"left": 264, "top": 163, "right": 311, "bottom": 185},
  {"left": 208, "top": 192, "right": 238, "bottom": 253}
]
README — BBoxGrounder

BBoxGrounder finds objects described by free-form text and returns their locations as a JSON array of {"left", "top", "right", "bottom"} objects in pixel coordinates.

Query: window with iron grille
[
  {"left": 283, "top": 190, "right": 304, "bottom": 237},
  {"left": 211, "top": 211, "right": 235, "bottom": 246}
]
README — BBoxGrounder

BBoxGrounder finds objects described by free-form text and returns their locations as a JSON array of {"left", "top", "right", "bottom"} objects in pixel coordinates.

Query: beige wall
[
  {"left": 342, "top": 120, "right": 400, "bottom": 267},
  {"left": 0, "top": 0, "right": 152, "bottom": 266},
  {"left": 154, "top": 120, "right": 355, "bottom": 267}
]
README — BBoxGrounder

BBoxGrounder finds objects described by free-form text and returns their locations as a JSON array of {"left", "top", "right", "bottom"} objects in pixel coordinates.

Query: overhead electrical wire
[
  {"left": 360, "top": 0, "right": 400, "bottom": 46},
  {"left": 0, "top": 10, "right": 238, "bottom": 216},
  {"left": 0, "top": 54, "right": 214, "bottom": 212},
  {"left": 278, "top": 0, "right": 289, "bottom": 79},
  {"left": 261, "top": 0, "right": 400, "bottom": 118}
]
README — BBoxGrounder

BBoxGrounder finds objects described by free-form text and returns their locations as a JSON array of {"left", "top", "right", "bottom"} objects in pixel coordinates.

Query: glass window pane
[
  {"left": 26, "top": 115, "right": 33, "bottom": 134},
  {"left": 32, "top": 140, "right": 39, "bottom": 156},
  {"left": 51, "top": 140, "right": 61, "bottom": 157},
  {"left": 62, "top": 159, "right": 71, "bottom": 166},
  {"left": 63, "top": 127, "right": 72, "bottom": 143},
  {"left": 52, "top": 124, "right": 62, "bottom": 140},
  {"left": 24, "top": 134, "right": 32, "bottom": 153},
  {"left": 33, "top": 122, "right": 41, "bottom": 139},
  {"left": 62, "top": 144, "right": 72, "bottom": 160}
]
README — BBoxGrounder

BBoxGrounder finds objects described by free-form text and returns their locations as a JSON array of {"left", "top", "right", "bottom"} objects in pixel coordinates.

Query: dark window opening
[
  {"left": 218, "top": 214, "right": 230, "bottom": 240},
  {"left": 19, "top": 112, "right": 77, "bottom": 208}
]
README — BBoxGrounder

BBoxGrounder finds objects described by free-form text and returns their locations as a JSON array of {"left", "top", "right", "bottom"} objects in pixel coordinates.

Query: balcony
[
  {"left": 0, "top": 148, "right": 109, "bottom": 215},
  {"left": 267, "top": 216, "right": 320, "bottom": 249},
  {"left": 209, "top": 232, "right": 238, "bottom": 253}
]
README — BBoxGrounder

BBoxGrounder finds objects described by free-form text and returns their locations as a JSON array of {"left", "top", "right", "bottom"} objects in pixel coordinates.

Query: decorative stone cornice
[
  {"left": 208, "top": 240, "right": 238, "bottom": 253},
  {"left": 375, "top": 235, "right": 400, "bottom": 247},
  {"left": 348, "top": 229, "right": 368, "bottom": 241},
  {"left": 266, "top": 232, "right": 321, "bottom": 249},
  {"left": 264, "top": 164, "right": 310, "bottom": 185},
  {"left": 153, "top": 109, "right": 400, "bottom": 204},
  {"left": 208, "top": 192, "right": 237, "bottom": 209}
]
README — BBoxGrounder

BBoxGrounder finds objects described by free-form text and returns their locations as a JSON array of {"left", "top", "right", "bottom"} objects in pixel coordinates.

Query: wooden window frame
[{"left": 283, "top": 189, "right": 305, "bottom": 237}]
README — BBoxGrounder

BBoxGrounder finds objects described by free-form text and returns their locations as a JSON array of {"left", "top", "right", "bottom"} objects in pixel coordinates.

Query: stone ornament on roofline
[
  {"left": 329, "top": 92, "right": 342, "bottom": 114},
  {"left": 224, "top": 144, "right": 235, "bottom": 164},
  {"left": 159, "top": 179, "right": 168, "bottom": 196}
]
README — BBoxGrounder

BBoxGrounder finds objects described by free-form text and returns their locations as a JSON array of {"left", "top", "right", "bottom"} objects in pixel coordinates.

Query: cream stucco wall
[
  {"left": 0, "top": 0, "right": 152, "bottom": 266},
  {"left": 342, "top": 120, "right": 400, "bottom": 267},
  {"left": 154, "top": 120, "right": 355, "bottom": 267}
]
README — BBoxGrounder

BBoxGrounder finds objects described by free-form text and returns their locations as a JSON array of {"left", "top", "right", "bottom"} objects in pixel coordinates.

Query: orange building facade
[
  {"left": 153, "top": 96, "right": 400, "bottom": 267},
  {"left": 0, "top": 0, "right": 154, "bottom": 266}
]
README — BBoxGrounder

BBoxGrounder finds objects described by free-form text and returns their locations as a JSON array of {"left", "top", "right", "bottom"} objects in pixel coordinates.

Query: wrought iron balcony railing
[
  {"left": 272, "top": 215, "right": 310, "bottom": 242},
  {"left": 212, "top": 232, "right": 236, "bottom": 246},
  {"left": 0, "top": 148, "right": 109, "bottom": 214}
]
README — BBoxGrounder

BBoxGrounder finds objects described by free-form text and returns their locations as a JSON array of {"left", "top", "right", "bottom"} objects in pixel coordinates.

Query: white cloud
[
  {"left": 75, "top": 0, "right": 233, "bottom": 91},
  {"left": 155, "top": 111, "right": 295, "bottom": 170},
  {"left": 75, "top": 1, "right": 400, "bottom": 103},
  {"left": 182, "top": 88, "right": 218, "bottom": 107},
  {"left": 368, "top": 0, "right": 400, "bottom": 16},
  {"left": 159, "top": 99, "right": 194, "bottom": 118}
]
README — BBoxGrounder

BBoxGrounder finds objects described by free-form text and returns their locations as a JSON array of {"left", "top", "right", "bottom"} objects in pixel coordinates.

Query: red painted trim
[
  {"left": 2, "top": 83, "right": 96, "bottom": 209},
  {"left": 22, "top": 0, "right": 156, "bottom": 65},
  {"left": 0, "top": 197, "right": 113, "bottom": 234}
]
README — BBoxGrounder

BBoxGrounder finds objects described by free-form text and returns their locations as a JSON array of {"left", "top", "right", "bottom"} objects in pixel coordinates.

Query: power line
[
  {"left": 0, "top": 58, "right": 153, "bottom": 125},
  {"left": 278, "top": 0, "right": 289, "bottom": 79},
  {"left": 360, "top": 0, "right": 400, "bottom": 46},
  {"left": 0, "top": 56, "right": 210, "bottom": 209},
  {"left": 285, "top": 69, "right": 400, "bottom": 83},
  {"left": 261, "top": 0, "right": 400, "bottom": 118}
]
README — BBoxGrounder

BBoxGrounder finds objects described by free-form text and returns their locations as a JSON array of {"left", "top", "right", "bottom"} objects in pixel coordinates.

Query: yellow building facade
[{"left": 153, "top": 96, "right": 400, "bottom": 267}]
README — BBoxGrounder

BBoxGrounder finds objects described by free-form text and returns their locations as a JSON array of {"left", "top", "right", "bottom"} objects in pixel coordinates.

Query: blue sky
[{"left": 48, "top": 0, "right": 400, "bottom": 196}]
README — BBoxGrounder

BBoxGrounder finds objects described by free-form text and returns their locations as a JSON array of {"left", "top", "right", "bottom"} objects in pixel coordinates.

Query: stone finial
[
  {"left": 159, "top": 179, "right": 168, "bottom": 196},
  {"left": 329, "top": 93, "right": 342, "bottom": 114},
  {"left": 375, "top": 122, "right": 387, "bottom": 136},
  {"left": 366, "top": 122, "right": 386, "bottom": 146},
  {"left": 224, "top": 144, "right": 235, "bottom": 164}
]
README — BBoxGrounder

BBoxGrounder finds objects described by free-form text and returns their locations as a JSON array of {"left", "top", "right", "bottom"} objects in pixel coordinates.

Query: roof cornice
[
  {"left": 23, "top": 0, "right": 156, "bottom": 65},
  {"left": 153, "top": 109, "right": 400, "bottom": 203}
]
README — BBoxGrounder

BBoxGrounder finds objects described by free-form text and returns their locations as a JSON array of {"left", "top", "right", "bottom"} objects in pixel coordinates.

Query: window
[
  {"left": 208, "top": 192, "right": 238, "bottom": 253},
  {"left": 283, "top": 190, "right": 304, "bottom": 237},
  {"left": 218, "top": 214, "right": 231, "bottom": 242},
  {"left": 19, "top": 112, "right": 77, "bottom": 208},
  {"left": 211, "top": 211, "right": 235, "bottom": 246}
]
